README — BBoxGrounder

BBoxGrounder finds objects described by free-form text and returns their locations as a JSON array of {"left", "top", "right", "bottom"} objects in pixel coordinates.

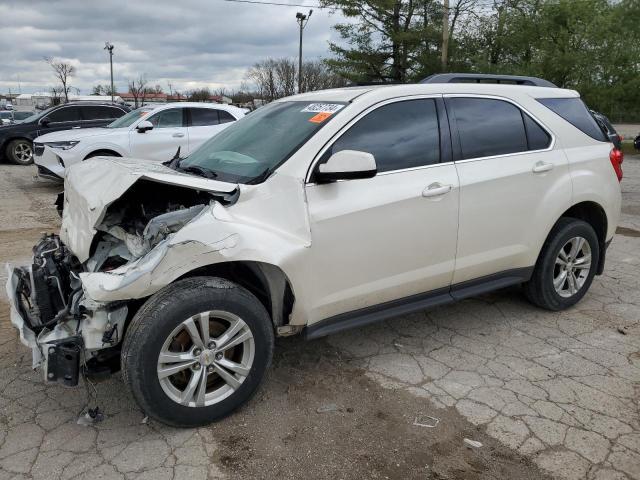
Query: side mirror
[
  {"left": 314, "top": 150, "right": 377, "bottom": 183},
  {"left": 40, "top": 117, "right": 50, "bottom": 127},
  {"left": 136, "top": 120, "right": 154, "bottom": 133}
]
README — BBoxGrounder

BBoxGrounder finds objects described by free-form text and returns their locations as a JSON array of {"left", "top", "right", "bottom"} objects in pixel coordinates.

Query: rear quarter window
[{"left": 537, "top": 98, "right": 607, "bottom": 142}]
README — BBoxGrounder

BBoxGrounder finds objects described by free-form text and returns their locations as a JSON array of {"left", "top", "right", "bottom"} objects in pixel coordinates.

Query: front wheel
[
  {"left": 6, "top": 139, "right": 33, "bottom": 165},
  {"left": 524, "top": 218, "right": 599, "bottom": 311},
  {"left": 121, "top": 277, "right": 274, "bottom": 427}
]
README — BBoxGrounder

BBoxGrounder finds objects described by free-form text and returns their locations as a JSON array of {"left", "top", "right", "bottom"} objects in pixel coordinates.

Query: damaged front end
[
  {"left": 7, "top": 235, "right": 128, "bottom": 386},
  {"left": 7, "top": 157, "right": 240, "bottom": 387}
]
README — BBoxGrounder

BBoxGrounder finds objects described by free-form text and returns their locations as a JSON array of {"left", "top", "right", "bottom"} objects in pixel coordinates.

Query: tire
[
  {"left": 6, "top": 139, "right": 33, "bottom": 165},
  {"left": 121, "top": 276, "right": 274, "bottom": 427},
  {"left": 524, "top": 218, "right": 599, "bottom": 311}
]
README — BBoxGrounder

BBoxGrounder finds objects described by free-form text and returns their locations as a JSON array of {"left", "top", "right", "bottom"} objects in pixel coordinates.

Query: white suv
[
  {"left": 7, "top": 74, "right": 623, "bottom": 427},
  {"left": 33, "top": 102, "right": 245, "bottom": 179}
]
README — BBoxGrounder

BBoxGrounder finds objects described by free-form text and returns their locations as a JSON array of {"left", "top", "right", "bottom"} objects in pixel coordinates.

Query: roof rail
[{"left": 420, "top": 73, "right": 557, "bottom": 88}]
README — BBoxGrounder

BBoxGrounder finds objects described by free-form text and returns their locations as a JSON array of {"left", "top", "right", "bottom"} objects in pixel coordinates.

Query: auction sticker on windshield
[{"left": 301, "top": 103, "right": 344, "bottom": 114}]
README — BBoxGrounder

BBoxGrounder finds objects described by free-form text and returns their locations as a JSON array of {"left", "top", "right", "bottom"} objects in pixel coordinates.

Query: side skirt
[{"left": 305, "top": 267, "right": 534, "bottom": 340}]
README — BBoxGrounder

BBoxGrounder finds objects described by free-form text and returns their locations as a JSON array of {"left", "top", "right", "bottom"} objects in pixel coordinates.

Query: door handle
[
  {"left": 172, "top": 133, "right": 185, "bottom": 138},
  {"left": 72, "top": 126, "right": 81, "bottom": 129},
  {"left": 532, "top": 161, "right": 554, "bottom": 173},
  {"left": 422, "top": 183, "right": 452, "bottom": 198}
]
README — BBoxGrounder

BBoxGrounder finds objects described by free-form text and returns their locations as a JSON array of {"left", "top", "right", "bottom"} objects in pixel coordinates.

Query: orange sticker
[{"left": 309, "top": 112, "right": 332, "bottom": 123}]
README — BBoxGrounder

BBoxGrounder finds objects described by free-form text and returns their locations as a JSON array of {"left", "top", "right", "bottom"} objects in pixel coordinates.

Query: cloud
[{"left": 0, "top": 0, "right": 344, "bottom": 94}]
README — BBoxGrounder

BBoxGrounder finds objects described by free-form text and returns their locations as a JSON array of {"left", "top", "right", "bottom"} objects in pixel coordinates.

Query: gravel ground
[{"left": 0, "top": 158, "right": 638, "bottom": 480}]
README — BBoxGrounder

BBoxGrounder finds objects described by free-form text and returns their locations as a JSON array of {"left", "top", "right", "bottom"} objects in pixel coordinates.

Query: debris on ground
[
  {"left": 317, "top": 403, "right": 340, "bottom": 413},
  {"left": 77, "top": 407, "right": 105, "bottom": 425},
  {"left": 413, "top": 415, "right": 439, "bottom": 428},
  {"left": 617, "top": 326, "right": 629, "bottom": 335},
  {"left": 141, "top": 416, "right": 149, "bottom": 424},
  {"left": 464, "top": 438, "right": 483, "bottom": 448}
]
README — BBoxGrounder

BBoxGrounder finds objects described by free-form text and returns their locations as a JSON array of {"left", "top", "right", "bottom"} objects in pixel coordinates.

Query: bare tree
[
  {"left": 128, "top": 75, "right": 148, "bottom": 108},
  {"left": 44, "top": 57, "right": 75, "bottom": 103},
  {"left": 187, "top": 88, "right": 212, "bottom": 102},
  {"left": 248, "top": 57, "right": 347, "bottom": 100}
]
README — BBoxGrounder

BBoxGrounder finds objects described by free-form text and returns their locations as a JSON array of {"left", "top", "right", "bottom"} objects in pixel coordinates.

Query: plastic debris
[
  {"left": 141, "top": 416, "right": 149, "bottom": 424},
  {"left": 77, "top": 407, "right": 105, "bottom": 426},
  {"left": 464, "top": 438, "right": 483, "bottom": 448},
  {"left": 316, "top": 403, "right": 339, "bottom": 413},
  {"left": 617, "top": 326, "right": 628, "bottom": 335},
  {"left": 413, "top": 415, "right": 439, "bottom": 428}
]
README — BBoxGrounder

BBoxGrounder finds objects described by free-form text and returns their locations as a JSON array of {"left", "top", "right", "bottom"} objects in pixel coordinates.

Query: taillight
[{"left": 610, "top": 148, "right": 623, "bottom": 182}]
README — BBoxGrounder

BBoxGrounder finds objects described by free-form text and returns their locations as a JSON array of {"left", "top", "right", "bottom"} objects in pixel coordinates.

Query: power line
[{"left": 221, "top": 0, "right": 326, "bottom": 8}]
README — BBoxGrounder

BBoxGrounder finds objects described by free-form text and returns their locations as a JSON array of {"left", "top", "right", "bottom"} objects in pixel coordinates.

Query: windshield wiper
[{"left": 178, "top": 165, "right": 218, "bottom": 179}]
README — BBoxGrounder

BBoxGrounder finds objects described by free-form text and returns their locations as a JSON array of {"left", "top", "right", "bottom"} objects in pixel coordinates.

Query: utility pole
[
  {"left": 296, "top": 10, "right": 312, "bottom": 94},
  {"left": 104, "top": 42, "right": 115, "bottom": 102},
  {"left": 441, "top": 0, "right": 449, "bottom": 72}
]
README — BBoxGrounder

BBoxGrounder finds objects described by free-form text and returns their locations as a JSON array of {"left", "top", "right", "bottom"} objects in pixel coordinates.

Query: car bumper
[{"left": 34, "top": 145, "right": 65, "bottom": 179}]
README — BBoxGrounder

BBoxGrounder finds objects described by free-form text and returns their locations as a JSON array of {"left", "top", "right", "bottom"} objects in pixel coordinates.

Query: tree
[
  {"left": 128, "top": 75, "right": 148, "bottom": 108},
  {"left": 321, "top": 0, "right": 444, "bottom": 83},
  {"left": 91, "top": 84, "right": 115, "bottom": 96},
  {"left": 44, "top": 57, "right": 75, "bottom": 102},
  {"left": 187, "top": 88, "right": 212, "bottom": 102},
  {"left": 247, "top": 57, "right": 344, "bottom": 100}
]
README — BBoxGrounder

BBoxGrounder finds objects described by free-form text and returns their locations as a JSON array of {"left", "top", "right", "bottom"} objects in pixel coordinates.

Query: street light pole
[
  {"left": 296, "top": 10, "right": 312, "bottom": 94},
  {"left": 104, "top": 42, "right": 115, "bottom": 102}
]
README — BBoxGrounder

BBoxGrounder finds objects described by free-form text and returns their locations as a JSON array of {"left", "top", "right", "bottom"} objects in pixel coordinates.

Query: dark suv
[{"left": 0, "top": 102, "right": 130, "bottom": 165}]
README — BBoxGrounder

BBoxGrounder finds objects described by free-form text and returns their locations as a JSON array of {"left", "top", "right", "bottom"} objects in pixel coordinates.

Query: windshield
[
  {"left": 106, "top": 107, "right": 154, "bottom": 128},
  {"left": 179, "top": 101, "right": 346, "bottom": 183}
]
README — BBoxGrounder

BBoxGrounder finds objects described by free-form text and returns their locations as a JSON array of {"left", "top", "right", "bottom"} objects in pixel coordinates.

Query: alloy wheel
[
  {"left": 157, "top": 310, "right": 255, "bottom": 407},
  {"left": 13, "top": 142, "right": 32, "bottom": 163},
  {"left": 553, "top": 236, "right": 592, "bottom": 298}
]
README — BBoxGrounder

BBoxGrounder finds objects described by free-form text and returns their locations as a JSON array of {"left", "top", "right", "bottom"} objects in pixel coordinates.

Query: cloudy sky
[{"left": 0, "top": 0, "right": 344, "bottom": 95}]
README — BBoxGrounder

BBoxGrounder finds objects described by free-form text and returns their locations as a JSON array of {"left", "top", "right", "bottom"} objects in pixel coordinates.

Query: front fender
[{"left": 79, "top": 204, "right": 311, "bottom": 311}]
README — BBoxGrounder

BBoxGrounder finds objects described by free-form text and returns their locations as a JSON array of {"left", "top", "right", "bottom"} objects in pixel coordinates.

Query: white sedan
[{"left": 33, "top": 102, "right": 246, "bottom": 180}]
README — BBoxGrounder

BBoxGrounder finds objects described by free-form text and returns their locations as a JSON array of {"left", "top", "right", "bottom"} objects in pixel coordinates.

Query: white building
[{"left": 13, "top": 93, "right": 123, "bottom": 111}]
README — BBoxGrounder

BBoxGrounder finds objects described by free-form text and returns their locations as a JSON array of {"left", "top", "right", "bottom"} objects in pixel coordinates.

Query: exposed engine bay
[{"left": 9, "top": 178, "right": 237, "bottom": 386}]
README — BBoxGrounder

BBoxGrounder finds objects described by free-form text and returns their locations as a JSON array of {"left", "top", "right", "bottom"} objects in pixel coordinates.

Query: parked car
[
  {"left": 0, "top": 111, "right": 12, "bottom": 125},
  {"left": 0, "top": 102, "right": 130, "bottom": 165},
  {"left": 34, "top": 103, "right": 245, "bottom": 180},
  {"left": 4, "top": 102, "right": 13, "bottom": 110},
  {"left": 12, "top": 111, "right": 35, "bottom": 123},
  {"left": 7, "top": 74, "right": 622, "bottom": 427},
  {"left": 590, "top": 109, "right": 622, "bottom": 149},
  {"left": 634, "top": 134, "right": 640, "bottom": 151}
]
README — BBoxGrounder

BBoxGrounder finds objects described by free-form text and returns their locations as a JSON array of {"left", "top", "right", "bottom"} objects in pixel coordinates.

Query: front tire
[
  {"left": 121, "top": 277, "right": 274, "bottom": 427},
  {"left": 524, "top": 218, "right": 599, "bottom": 311},
  {"left": 6, "top": 139, "right": 33, "bottom": 165}
]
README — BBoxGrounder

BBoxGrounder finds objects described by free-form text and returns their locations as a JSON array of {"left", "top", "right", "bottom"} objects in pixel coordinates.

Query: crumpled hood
[
  {"left": 60, "top": 157, "right": 238, "bottom": 262},
  {"left": 35, "top": 127, "right": 120, "bottom": 142}
]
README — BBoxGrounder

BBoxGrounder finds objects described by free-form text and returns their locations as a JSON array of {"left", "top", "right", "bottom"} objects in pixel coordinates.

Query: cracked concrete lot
[{"left": 0, "top": 158, "right": 639, "bottom": 479}]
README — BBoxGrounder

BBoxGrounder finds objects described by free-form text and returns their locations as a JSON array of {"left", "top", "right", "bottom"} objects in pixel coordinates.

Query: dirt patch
[
  {"left": 616, "top": 226, "right": 640, "bottom": 237},
  {"left": 208, "top": 337, "right": 551, "bottom": 480}
]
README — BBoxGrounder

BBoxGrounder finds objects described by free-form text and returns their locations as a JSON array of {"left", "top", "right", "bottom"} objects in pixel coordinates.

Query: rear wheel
[
  {"left": 121, "top": 277, "right": 274, "bottom": 427},
  {"left": 524, "top": 218, "right": 599, "bottom": 310},
  {"left": 6, "top": 139, "right": 33, "bottom": 165}
]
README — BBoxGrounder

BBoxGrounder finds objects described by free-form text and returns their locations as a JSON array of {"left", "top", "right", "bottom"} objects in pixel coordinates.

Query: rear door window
[
  {"left": 81, "top": 106, "right": 118, "bottom": 120},
  {"left": 327, "top": 99, "right": 441, "bottom": 173},
  {"left": 449, "top": 98, "right": 528, "bottom": 159},
  {"left": 537, "top": 98, "right": 607, "bottom": 141},
  {"left": 190, "top": 108, "right": 220, "bottom": 126}
]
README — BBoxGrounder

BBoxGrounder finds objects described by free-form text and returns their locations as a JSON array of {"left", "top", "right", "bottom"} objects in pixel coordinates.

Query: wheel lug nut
[
  {"left": 207, "top": 366, "right": 214, "bottom": 373},
  {"left": 208, "top": 341, "right": 216, "bottom": 349},
  {"left": 193, "top": 348, "right": 202, "bottom": 356},
  {"left": 193, "top": 363, "right": 201, "bottom": 370},
  {"left": 215, "top": 353, "right": 223, "bottom": 360}
]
